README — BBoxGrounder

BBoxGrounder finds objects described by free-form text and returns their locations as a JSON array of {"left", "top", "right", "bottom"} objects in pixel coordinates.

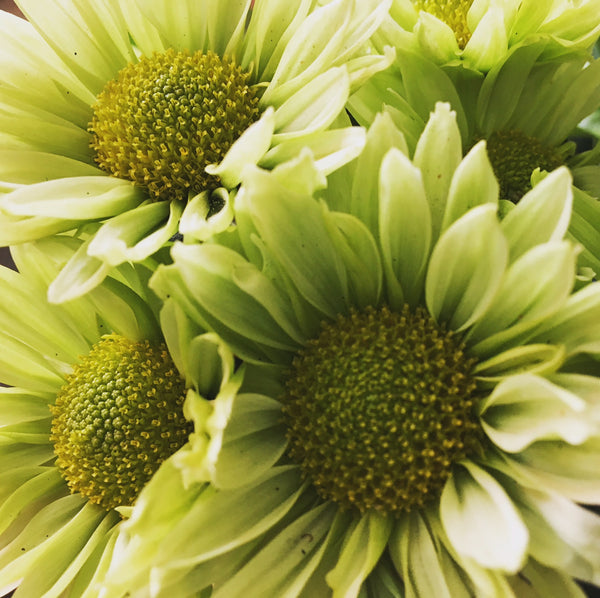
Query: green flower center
[
  {"left": 282, "top": 305, "right": 482, "bottom": 514},
  {"left": 413, "top": 0, "right": 474, "bottom": 48},
  {"left": 485, "top": 130, "right": 565, "bottom": 203},
  {"left": 89, "top": 49, "right": 260, "bottom": 202},
  {"left": 50, "top": 334, "right": 191, "bottom": 511}
]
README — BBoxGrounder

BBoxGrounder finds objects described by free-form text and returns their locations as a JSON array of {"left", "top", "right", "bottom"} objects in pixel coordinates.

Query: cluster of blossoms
[{"left": 0, "top": 1, "right": 599, "bottom": 597}]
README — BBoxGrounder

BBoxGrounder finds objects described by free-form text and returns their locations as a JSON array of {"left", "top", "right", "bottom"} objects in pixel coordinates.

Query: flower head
[
  {"left": 99, "top": 105, "right": 600, "bottom": 597},
  {"left": 377, "top": 0, "right": 600, "bottom": 71},
  {"left": 349, "top": 41, "right": 600, "bottom": 276},
  {"left": 0, "top": 0, "right": 393, "bottom": 302}
]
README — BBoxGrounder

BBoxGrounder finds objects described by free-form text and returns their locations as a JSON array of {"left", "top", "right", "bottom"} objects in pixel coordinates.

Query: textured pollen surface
[
  {"left": 283, "top": 305, "right": 482, "bottom": 514},
  {"left": 90, "top": 49, "right": 260, "bottom": 202},
  {"left": 485, "top": 130, "right": 565, "bottom": 203},
  {"left": 413, "top": 0, "right": 474, "bottom": 48},
  {"left": 51, "top": 334, "right": 191, "bottom": 511}
]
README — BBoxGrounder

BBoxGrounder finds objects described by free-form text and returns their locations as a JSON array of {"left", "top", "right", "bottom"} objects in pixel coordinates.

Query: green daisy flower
[
  {"left": 0, "top": 0, "right": 393, "bottom": 302},
  {"left": 0, "top": 237, "right": 232, "bottom": 597},
  {"left": 349, "top": 40, "right": 600, "bottom": 276},
  {"left": 98, "top": 105, "right": 600, "bottom": 597},
  {"left": 376, "top": 0, "right": 600, "bottom": 71}
]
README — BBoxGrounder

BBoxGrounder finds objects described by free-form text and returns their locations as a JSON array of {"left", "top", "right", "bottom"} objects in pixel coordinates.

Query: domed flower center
[
  {"left": 50, "top": 334, "right": 192, "bottom": 511},
  {"left": 89, "top": 49, "right": 260, "bottom": 202},
  {"left": 413, "top": 0, "right": 473, "bottom": 48},
  {"left": 282, "top": 305, "right": 482, "bottom": 514},
  {"left": 485, "top": 130, "right": 565, "bottom": 203}
]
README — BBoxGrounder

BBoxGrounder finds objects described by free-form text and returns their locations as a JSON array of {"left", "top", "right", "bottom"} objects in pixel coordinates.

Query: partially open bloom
[
  {"left": 376, "top": 0, "right": 600, "bottom": 71},
  {"left": 349, "top": 41, "right": 600, "bottom": 276},
  {"left": 99, "top": 105, "right": 600, "bottom": 597},
  {"left": 0, "top": 0, "right": 393, "bottom": 302}
]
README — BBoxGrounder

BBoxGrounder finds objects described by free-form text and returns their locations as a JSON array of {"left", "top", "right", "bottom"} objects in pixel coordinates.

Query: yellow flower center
[
  {"left": 282, "top": 305, "right": 483, "bottom": 514},
  {"left": 51, "top": 334, "right": 191, "bottom": 511},
  {"left": 89, "top": 49, "right": 260, "bottom": 202},
  {"left": 413, "top": 0, "right": 474, "bottom": 48}
]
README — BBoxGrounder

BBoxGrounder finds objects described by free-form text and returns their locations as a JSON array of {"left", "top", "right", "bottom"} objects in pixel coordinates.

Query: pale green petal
[
  {"left": 269, "top": 148, "right": 327, "bottom": 196},
  {"left": 118, "top": 0, "right": 166, "bottom": 56},
  {"left": 500, "top": 167, "right": 573, "bottom": 261},
  {"left": 480, "top": 374, "right": 594, "bottom": 453},
  {"left": 238, "top": 166, "right": 349, "bottom": 318},
  {"left": 509, "top": 485, "right": 600, "bottom": 585},
  {"left": 271, "top": 67, "right": 350, "bottom": 139},
  {"left": 2, "top": 176, "right": 144, "bottom": 220},
  {"left": 328, "top": 212, "right": 382, "bottom": 310},
  {"left": 511, "top": 560, "right": 587, "bottom": 598},
  {"left": 462, "top": 6, "right": 508, "bottom": 71},
  {"left": 415, "top": 12, "right": 460, "bottom": 64},
  {"left": 46, "top": 237, "right": 113, "bottom": 304},
  {"left": 153, "top": 466, "right": 305, "bottom": 569},
  {"left": 0, "top": 388, "right": 52, "bottom": 428},
  {"left": 441, "top": 141, "right": 498, "bottom": 232},
  {"left": 180, "top": 188, "right": 234, "bottom": 242},
  {"left": 0, "top": 212, "right": 80, "bottom": 245},
  {"left": 440, "top": 461, "right": 528, "bottom": 572},
  {"left": 507, "top": 437, "right": 600, "bottom": 504},
  {"left": 205, "top": 108, "right": 275, "bottom": 188},
  {"left": 529, "top": 282, "right": 600, "bottom": 356},
  {"left": 413, "top": 103, "right": 463, "bottom": 241},
  {"left": 468, "top": 241, "right": 578, "bottom": 355},
  {"left": 17, "top": 0, "right": 136, "bottom": 94},
  {"left": 213, "top": 502, "right": 338, "bottom": 598},
  {"left": 87, "top": 200, "right": 180, "bottom": 266},
  {"left": 131, "top": 0, "right": 208, "bottom": 52},
  {"left": 260, "top": 126, "right": 366, "bottom": 176},
  {"left": 0, "top": 150, "right": 102, "bottom": 187},
  {"left": 212, "top": 393, "right": 287, "bottom": 490},
  {"left": 326, "top": 512, "right": 392, "bottom": 598},
  {"left": 379, "top": 147, "right": 431, "bottom": 308},
  {"left": 426, "top": 205, "right": 508, "bottom": 331},
  {"left": 212, "top": 0, "right": 252, "bottom": 57},
  {"left": 169, "top": 242, "right": 305, "bottom": 361},
  {"left": 389, "top": 512, "right": 473, "bottom": 598},
  {"left": 348, "top": 111, "right": 409, "bottom": 239},
  {"left": 474, "top": 343, "right": 566, "bottom": 385}
]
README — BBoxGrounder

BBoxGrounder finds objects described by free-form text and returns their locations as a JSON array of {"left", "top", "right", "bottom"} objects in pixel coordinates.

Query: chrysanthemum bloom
[
  {"left": 0, "top": 0, "right": 393, "bottom": 302},
  {"left": 375, "top": 0, "right": 600, "bottom": 71},
  {"left": 349, "top": 40, "right": 600, "bottom": 277},
  {"left": 99, "top": 105, "right": 600, "bottom": 597},
  {"left": 0, "top": 238, "right": 234, "bottom": 597}
]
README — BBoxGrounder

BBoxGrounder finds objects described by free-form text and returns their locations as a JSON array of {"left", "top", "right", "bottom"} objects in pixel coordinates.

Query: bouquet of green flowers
[{"left": 1, "top": 1, "right": 599, "bottom": 597}]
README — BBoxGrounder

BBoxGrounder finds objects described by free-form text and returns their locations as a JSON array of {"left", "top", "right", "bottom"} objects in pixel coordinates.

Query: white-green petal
[
  {"left": 467, "top": 240, "right": 578, "bottom": 355},
  {"left": 271, "top": 67, "right": 350, "bottom": 140},
  {"left": 17, "top": 0, "right": 136, "bottom": 94},
  {"left": 180, "top": 188, "right": 234, "bottom": 242},
  {"left": 379, "top": 147, "right": 431, "bottom": 308},
  {"left": 511, "top": 485, "right": 600, "bottom": 584},
  {"left": 205, "top": 108, "right": 275, "bottom": 188},
  {"left": 2, "top": 176, "right": 144, "bottom": 220},
  {"left": 0, "top": 212, "right": 80, "bottom": 245},
  {"left": 0, "top": 150, "right": 102, "bottom": 187},
  {"left": 415, "top": 12, "right": 460, "bottom": 65},
  {"left": 529, "top": 282, "right": 600, "bottom": 356},
  {"left": 426, "top": 204, "right": 508, "bottom": 331},
  {"left": 462, "top": 6, "right": 508, "bottom": 71},
  {"left": 413, "top": 102, "right": 463, "bottom": 241},
  {"left": 87, "top": 199, "right": 181, "bottom": 266},
  {"left": 47, "top": 237, "right": 113, "bottom": 304},
  {"left": 326, "top": 512, "right": 392, "bottom": 598},
  {"left": 213, "top": 502, "right": 339, "bottom": 598},
  {"left": 238, "top": 167, "right": 349, "bottom": 318},
  {"left": 501, "top": 167, "right": 573, "bottom": 262},
  {"left": 511, "top": 560, "right": 588, "bottom": 598},
  {"left": 441, "top": 141, "right": 499, "bottom": 232},
  {"left": 153, "top": 466, "right": 305, "bottom": 569},
  {"left": 211, "top": 393, "right": 287, "bottom": 491},
  {"left": 389, "top": 512, "right": 473, "bottom": 598},
  {"left": 440, "top": 461, "right": 528, "bottom": 572},
  {"left": 479, "top": 374, "right": 594, "bottom": 453},
  {"left": 474, "top": 343, "right": 566, "bottom": 384}
]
